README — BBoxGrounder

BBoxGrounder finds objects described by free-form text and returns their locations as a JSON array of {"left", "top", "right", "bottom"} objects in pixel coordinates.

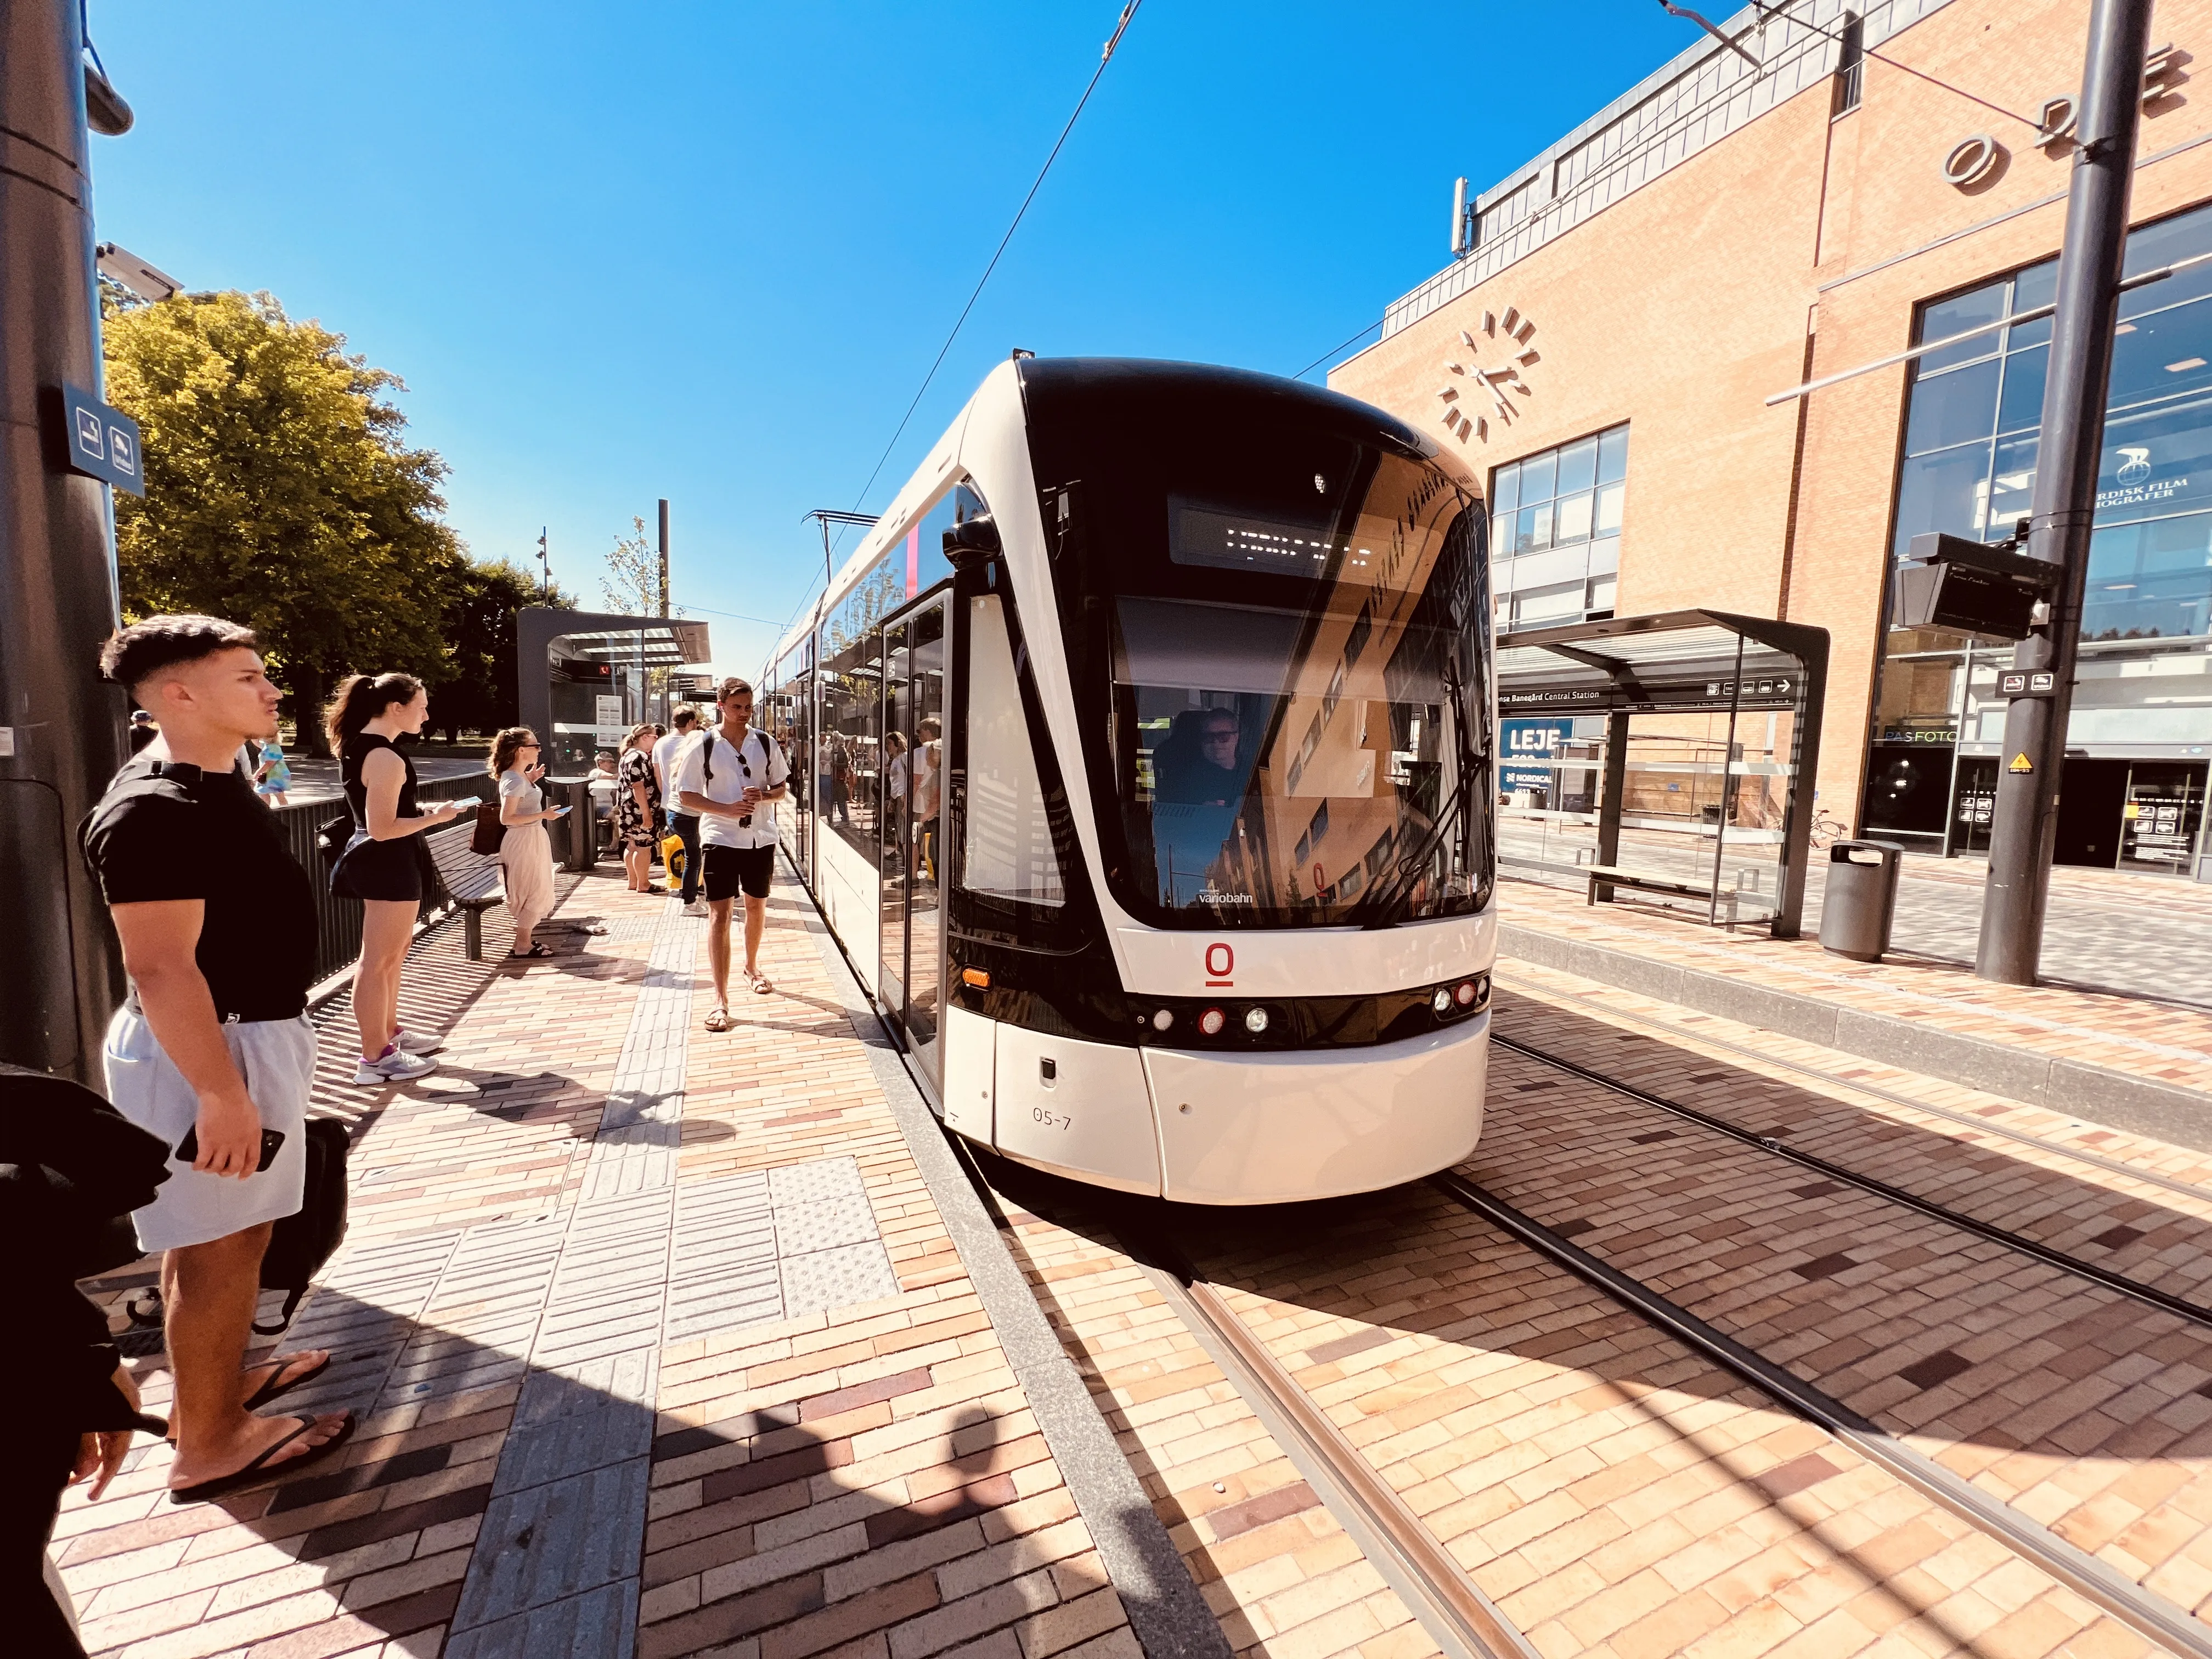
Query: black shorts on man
[{"left": 702, "top": 843, "right": 775, "bottom": 901}]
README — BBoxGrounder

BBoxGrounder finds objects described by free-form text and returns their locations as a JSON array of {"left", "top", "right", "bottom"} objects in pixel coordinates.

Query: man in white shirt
[
  {"left": 653, "top": 705, "right": 705, "bottom": 914},
  {"left": 675, "top": 676, "right": 789, "bottom": 1025}
]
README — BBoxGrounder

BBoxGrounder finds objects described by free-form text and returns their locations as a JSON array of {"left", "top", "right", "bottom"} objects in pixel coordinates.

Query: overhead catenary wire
[
  {"left": 1290, "top": 319, "right": 1383, "bottom": 382},
  {"left": 1722, "top": 0, "right": 2044, "bottom": 130},
  {"left": 839, "top": 2, "right": 1143, "bottom": 535}
]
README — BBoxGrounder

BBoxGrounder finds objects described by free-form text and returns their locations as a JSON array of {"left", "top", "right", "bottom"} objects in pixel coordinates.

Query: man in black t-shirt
[{"left": 80, "top": 616, "right": 353, "bottom": 1503}]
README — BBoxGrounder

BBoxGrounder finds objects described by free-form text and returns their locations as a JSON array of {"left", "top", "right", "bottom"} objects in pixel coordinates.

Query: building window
[
  {"left": 1831, "top": 12, "right": 1864, "bottom": 117},
  {"left": 1491, "top": 424, "right": 1628, "bottom": 629},
  {"left": 1867, "top": 199, "right": 2212, "bottom": 862}
]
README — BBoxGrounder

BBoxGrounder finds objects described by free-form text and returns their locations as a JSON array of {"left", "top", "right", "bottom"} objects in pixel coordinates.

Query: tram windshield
[{"left": 1050, "top": 436, "right": 1490, "bottom": 929}]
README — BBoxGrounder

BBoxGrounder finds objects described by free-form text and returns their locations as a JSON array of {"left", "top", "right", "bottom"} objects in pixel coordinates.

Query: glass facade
[
  {"left": 1489, "top": 424, "right": 1628, "bottom": 628},
  {"left": 1869, "top": 201, "right": 2212, "bottom": 872}
]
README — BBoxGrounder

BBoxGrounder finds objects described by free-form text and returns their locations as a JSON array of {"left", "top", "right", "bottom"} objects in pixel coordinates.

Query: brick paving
[
  {"left": 1172, "top": 1186, "right": 2147, "bottom": 1659},
  {"left": 50, "top": 848, "right": 2212, "bottom": 1659},
  {"left": 1466, "top": 975, "right": 2212, "bottom": 1636},
  {"left": 1498, "top": 878, "right": 2212, "bottom": 1098},
  {"left": 48, "top": 867, "right": 1152, "bottom": 1659}
]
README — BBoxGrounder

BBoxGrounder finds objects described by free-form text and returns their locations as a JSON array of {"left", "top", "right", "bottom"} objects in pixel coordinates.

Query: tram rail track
[
  {"left": 1490, "top": 1028, "right": 2212, "bottom": 1333},
  {"left": 951, "top": 1112, "right": 2212, "bottom": 1659},
  {"left": 1492, "top": 968, "right": 2212, "bottom": 1206},
  {"left": 1428, "top": 1169, "right": 2212, "bottom": 1659}
]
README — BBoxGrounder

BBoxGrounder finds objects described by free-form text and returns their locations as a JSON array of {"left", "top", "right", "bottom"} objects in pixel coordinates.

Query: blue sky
[{"left": 88, "top": 1, "right": 1690, "bottom": 676}]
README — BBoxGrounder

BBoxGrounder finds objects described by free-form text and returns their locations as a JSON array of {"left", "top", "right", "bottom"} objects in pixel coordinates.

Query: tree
[
  {"left": 104, "top": 291, "right": 465, "bottom": 754},
  {"left": 435, "top": 556, "right": 576, "bottom": 743},
  {"left": 601, "top": 515, "right": 659, "bottom": 616}
]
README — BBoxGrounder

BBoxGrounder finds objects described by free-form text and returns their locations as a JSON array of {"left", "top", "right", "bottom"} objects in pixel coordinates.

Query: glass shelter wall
[{"left": 1872, "top": 200, "right": 2212, "bottom": 871}]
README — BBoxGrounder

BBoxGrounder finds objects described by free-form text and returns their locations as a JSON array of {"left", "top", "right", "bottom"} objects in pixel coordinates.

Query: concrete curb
[
  {"left": 787, "top": 878, "right": 1236, "bottom": 1659},
  {"left": 1498, "top": 922, "right": 2212, "bottom": 1154}
]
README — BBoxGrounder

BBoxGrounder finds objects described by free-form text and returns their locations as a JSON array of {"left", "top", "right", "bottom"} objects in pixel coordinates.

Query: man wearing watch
[
  {"left": 675, "top": 675, "right": 789, "bottom": 1026},
  {"left": 79, "top": 616, "right": 354, "bottom": 1503}
]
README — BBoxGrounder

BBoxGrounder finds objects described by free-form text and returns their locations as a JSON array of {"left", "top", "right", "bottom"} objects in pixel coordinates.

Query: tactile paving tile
[
  {"left": 582, "top": 916, "right": 702, "bottom": 1199},
  {"left": 442, "top": 1578, "right": 637, "bottom": 1659},
  {"left": 664, "top": 1172, "right": 783, "bottom": 1341},
  {"left": 768, "top": 1152, "right": 867, "bottom": 1205},
  {"left": 773, "top": 1189, "right": 883, "bottom": 1253},
  {"left": 780, "top": 1238, "right": 900, "bottom": 1316}
]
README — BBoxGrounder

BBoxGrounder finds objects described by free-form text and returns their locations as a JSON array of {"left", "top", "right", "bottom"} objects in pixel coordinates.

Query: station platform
[
  {"left": 1497, "top": 875, "right": 2212, "bottom": 1152},
  {"left": 49, "top": 857, "right": 2212, "bottom": 1659},
  {"left": 52, "top": 867, "right": 1199, "bottom": 1659}
]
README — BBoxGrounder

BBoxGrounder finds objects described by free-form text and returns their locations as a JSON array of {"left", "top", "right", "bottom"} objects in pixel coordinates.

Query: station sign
[{"left": 1500, "top": 669, "right": 1799, "bottom": 715}]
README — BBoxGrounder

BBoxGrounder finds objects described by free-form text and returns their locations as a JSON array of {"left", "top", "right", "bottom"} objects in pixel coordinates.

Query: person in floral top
[{"left": 617, "top": 723, "right": 664, "bottom": 893}]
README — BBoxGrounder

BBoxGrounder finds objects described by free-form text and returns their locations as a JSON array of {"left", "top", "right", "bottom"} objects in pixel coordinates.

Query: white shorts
[{"left": 101, "top": 1007, "right": 314, "bottom": 1252}]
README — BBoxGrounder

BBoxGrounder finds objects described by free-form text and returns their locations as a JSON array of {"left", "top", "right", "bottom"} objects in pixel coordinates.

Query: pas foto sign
[{"left": 1943, "top": 41, "right": 2183, "bottom": 189}]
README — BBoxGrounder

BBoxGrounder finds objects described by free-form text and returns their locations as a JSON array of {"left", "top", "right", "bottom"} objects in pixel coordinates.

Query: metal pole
[
  {"left": 0, "top": 0, "right": 127, "bottom": 1079},
  {"left": 657, "top": 496, "right": 670, "bottom": 617},
  {"left": 1976, "top": 0, "right": 2152, "bottom": 985}
]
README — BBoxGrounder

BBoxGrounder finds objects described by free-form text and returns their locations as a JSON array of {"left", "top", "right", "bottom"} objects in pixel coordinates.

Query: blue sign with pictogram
[
  {"left": 60, "top": 383, "right": 144, "bottom": 496},
  {"left": 1500, "top": 718, "right": 1572, "bottom": 793}
]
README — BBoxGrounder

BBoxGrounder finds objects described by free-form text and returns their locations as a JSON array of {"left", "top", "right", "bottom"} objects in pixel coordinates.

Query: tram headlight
[
  {"left": 1432, "top": 988, "right": 1452, "bottom": 1015},
  {"left": 1198, "top": 1007, "right": 1226, "bottom": 1037},
  {"left": 1454, "top": 980, "right": 1479, "bottom": 1007},
  {"left": 1152, "top": 1008, "right": 1175, "bottom": 1032},
  {"left": 1243, "top": 1006, "right": 1270, "bottom": 1035}
]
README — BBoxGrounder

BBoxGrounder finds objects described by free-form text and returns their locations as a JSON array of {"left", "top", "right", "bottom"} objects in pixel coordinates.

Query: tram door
[{"left": 878, "top": 600, "right": 949, "bottom": 1092}]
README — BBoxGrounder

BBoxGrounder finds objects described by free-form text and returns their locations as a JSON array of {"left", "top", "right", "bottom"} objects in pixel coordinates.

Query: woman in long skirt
[{"left": 490, "top": 727, "right": 565, "bottom": 958}]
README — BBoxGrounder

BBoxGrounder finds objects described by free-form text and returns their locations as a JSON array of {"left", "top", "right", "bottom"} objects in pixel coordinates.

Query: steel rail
[
  {"left": 1491, "top": 1029, "right": 2212, "bottom": 1331},
  {"left": 1431, "top": 1170, "right": 2212, "bottom": 1659},
  {"left": 1491, "top": 970, "right": 2212, "bottom": 1205},
  {"left": 941, "top": 1128, "right": 1537, "bottom": 1659},
  {"left": 1111, "top": 1221, "right": 1541, "bottom": 1659}
]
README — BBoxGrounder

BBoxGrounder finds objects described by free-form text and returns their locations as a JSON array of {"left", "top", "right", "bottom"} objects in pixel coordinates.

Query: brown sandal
[
  {"left": 745, "top": 967, "right": 774, "bottom": 995},
  {"left": 703, "top": 1006, "right": 732, "bottom": 1032}
]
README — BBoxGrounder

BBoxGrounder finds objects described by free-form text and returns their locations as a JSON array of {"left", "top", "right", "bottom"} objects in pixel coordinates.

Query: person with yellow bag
[{"left": 653, "top": 705, "right": 706, "bottom": 915}]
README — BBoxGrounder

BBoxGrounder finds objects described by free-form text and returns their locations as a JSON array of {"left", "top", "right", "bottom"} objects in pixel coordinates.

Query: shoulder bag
[{"left": 471, "top": 799, "right": 505, "bottom": 857}]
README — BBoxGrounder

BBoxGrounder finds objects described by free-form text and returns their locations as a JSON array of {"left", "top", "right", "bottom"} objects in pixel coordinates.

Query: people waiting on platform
[
  {"left": 81, "top": 614, "right": 354, "bottom": 1508},
  {"left": 618, "top": 722, "right": 664, "bottom": 894},
  {"left": 490, "top": 726, "right": 566, "bottom": 960}
]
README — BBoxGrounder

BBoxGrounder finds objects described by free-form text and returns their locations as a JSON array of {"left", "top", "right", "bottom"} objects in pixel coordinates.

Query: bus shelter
[
  {"left": 517, "top": 608, "right": 713, "bottom": 772},
  {"left": 1493, "top": 610, "right": 1827, "bottom": 936}
]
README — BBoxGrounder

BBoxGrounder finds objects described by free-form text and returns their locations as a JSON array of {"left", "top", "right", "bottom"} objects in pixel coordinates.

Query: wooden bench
[
  {"left": 1584, "top": 862, "right": 1739, "bottom": 927},
  {"left": 423, "top": 822, "right": 505, "bottom": 960}
]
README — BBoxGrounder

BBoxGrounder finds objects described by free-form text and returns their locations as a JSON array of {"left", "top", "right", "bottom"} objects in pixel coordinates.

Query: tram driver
[{"left": 1149, "top": 701, "right": 1250, "bottom": 907}]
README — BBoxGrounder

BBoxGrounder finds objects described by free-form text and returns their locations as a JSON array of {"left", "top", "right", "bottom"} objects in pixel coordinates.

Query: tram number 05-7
[{"left": 1032, "top": 1106, "right": 1074, "bottom": 1132}]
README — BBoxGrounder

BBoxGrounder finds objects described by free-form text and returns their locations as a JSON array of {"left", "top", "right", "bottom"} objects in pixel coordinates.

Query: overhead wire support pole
[{"left": 1977, "top": 0, "right": 2154, "bottom": 986}]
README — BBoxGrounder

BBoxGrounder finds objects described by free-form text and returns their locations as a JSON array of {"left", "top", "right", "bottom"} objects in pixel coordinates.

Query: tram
[{"left": 761, "top": 358, "right": 1496, "bottom": 1203}]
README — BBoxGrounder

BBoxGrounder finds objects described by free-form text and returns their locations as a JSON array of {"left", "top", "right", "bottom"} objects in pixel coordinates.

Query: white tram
[{"left": 761, "top": 358, "right": 1496, "bottom": 1203}]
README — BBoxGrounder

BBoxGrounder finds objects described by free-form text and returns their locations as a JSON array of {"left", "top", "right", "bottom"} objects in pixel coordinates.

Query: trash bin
[
  {"left": 1818, "top": 839, "right": 1904, "bottom": 962},
  {"left": 552, "top": 776, "right": 596, "bottom": 872}
]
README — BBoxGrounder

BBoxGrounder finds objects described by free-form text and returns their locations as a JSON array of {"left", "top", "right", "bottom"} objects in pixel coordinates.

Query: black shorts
[
  {"left": 332, "top": 834, "right": 426, "bottom": 903},
  {"left": 702, "top": 843, "right": 775, "bottom": 901}
]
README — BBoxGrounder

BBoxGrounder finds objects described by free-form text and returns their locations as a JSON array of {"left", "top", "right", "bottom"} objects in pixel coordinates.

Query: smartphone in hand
[{"left": 175, "top": 1124, "right": 286, "bottom": 1172}]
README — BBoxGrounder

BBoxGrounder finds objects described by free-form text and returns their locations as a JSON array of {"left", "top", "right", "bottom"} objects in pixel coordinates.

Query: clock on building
[{"left": 1435, "top": 306, "right": 1539, "bottom": 443}]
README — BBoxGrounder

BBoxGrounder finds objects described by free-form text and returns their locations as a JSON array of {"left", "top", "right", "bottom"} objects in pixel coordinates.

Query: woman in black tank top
[{"left": 327, "top": 674, "right": 465, "bottom": 1085}]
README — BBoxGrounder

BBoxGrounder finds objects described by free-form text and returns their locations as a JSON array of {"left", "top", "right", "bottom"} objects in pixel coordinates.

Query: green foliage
[
  {"left": 436, "top": 556, "right": 575, "bottom": 741},
  {"left": 601, "top": 515, "right": 660, "bottom": 615},
  {"left": 104, "top": 290, "right": 465, "bottom": 747}
]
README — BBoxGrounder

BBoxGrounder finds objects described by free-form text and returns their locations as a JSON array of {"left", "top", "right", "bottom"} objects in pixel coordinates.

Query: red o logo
[
  {"left": 1313, "top": 862, "right": 1325, "bottom": 889},
  {"left": 1204, "top": 943, "right": 1234, "bottom": 985}
]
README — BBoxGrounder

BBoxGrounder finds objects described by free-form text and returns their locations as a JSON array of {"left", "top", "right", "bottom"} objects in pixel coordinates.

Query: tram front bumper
[{"left": 1142, "top": 1011, "right": 1489, "bottom": 1205}]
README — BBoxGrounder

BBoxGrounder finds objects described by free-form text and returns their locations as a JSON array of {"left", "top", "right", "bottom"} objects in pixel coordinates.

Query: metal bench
[
  {"left": 423, "top": 822, "right": 505, "bottom": 960},
  {"left": 1584, "top": 862, "right": 1739, "bottom": 927}
]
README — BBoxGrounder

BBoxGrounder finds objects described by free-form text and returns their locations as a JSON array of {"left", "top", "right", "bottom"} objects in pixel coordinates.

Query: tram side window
[
  {"left": 819, "top": 641, "right": 881, "bottom": 867},
  {"left": 962, "top": 594, "right": 1065, "bottom": 907}
]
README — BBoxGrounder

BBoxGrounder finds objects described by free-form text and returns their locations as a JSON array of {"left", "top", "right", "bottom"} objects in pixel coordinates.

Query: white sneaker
[
  {"left": 682, "top": 900, "right": 709, "bottom": 918},
  {"left": 352, "top": 1047, "right": 438, "bottom": 1086},
  {"left": 393, "top": 1026, "right": 443, "bottom": 1055}
]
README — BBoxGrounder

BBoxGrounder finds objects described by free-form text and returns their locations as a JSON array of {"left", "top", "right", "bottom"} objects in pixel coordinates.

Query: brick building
[{"left": 1331, "top": 0, "right": 2212, "bottom": 875}]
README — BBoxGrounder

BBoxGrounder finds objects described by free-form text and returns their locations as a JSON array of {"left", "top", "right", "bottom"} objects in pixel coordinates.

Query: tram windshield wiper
[{"left": 1348, "top": 665, "right": 1482, "bottom": 930}]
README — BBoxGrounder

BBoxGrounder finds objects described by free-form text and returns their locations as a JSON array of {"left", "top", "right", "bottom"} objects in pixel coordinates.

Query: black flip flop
[
  {"left": 509, "top": 944, "right": 555, "bottom": 958},
  {"left": 241, "top": 1352, "right": 331, "bottom": 1413},
  {"left": 169, "top": 1410, "right": 356, "bottom": 1505}
]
